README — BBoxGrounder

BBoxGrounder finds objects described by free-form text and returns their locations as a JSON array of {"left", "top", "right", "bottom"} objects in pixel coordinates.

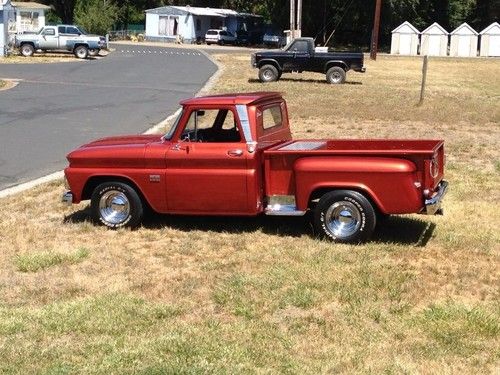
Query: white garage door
[
  {"left": 489, "top": 35, "right": 500, "bottom": 56},
  {"left": 458, "top": 36, "right": 470, "bottom": 57},
  {"left": 428, "top": 35, "right": 441, "bottom": 56},
  {"left": 399, "top": 34, "right": 412, "bottom": 55}
]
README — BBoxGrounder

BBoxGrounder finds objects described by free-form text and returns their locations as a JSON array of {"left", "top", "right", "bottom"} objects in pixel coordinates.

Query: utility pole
[
  {"left": 370, "top": 0, "right": 382, "bottom": 60},
  {"left": 290, "top": 0, "right": 295, "bottom": 40},
  {"left": 297, "top": 0, "right": 302, "bottom": 38}
]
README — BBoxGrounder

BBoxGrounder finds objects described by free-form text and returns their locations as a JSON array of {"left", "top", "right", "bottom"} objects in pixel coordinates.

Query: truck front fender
[
  {"left": 293, "top": 156, "right": 423, "bottom": 214},
  {"left": 258, "top": 59, "right": 282, "bottom": 71},
  {"left": 324, "top": 60, "right": 349, "bottom": 73}
]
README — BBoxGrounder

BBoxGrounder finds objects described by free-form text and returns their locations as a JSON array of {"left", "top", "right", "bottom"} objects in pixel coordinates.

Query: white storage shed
[
  {"left": 391, "top": 22, "right": 420, "bottom": 55},
  {"left": 11, "top": 2, "right": 50, "bottom": 33},
  {"left": 450, "top": 23, "right": 478, "bottom": 57},
  {"left": 480, "top": 22, "right": 500, "bottom": 57},
  {"left": 421, "top": 22, "right": 449, "bottom": 56}
]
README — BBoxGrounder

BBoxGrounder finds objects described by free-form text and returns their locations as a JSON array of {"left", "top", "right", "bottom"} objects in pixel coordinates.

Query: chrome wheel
[
  {"left": 98, "top": 190, "right": 130, "bottom": 225},
  {"left": 263, "top": 69, "right": 273, "bottom": 80},
  {"left": 324, "top": 201, "right": 361, "bottom": 239},
  {"left": 330, "top": 71, "right": 342, "bottom": 83}
]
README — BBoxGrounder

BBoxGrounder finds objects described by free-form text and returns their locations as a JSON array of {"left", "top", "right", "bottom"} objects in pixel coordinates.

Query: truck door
[
  {"left": 284, "top": 39, "right": 311, "bottom": 71},
  {"left": 165, "top": 107, "right": 250, "bottom": 214},
  {"left": 38, "top": 27, "right": 59, "bottom": 49}
]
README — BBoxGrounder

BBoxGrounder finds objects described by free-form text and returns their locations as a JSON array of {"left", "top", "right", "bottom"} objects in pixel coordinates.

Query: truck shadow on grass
[
  {"left": 64, "top": 208, "right": 435, "bottom": 247},
  {"left": 247, "top": 78, "right": 363, "bottom": 85}
]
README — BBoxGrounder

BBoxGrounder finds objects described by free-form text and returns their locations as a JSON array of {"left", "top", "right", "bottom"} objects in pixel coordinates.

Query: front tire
[
  {"left": 258, "top": 64, "right": 279, "bottom": 83},
  {"left": 91, "top": 182, "right": 144, "bottom": 229},
  {"left": 313, "top": 190, "right": 376, "bottom": 243},
  {"left": 74, "top": 45, "right": 89, "bottom": 59},
  {"left": 20, "top": 43, "right": 35, "bottom": 57},
  {"left": 326, "top": 66, "right": 346, "bottom": 84}
]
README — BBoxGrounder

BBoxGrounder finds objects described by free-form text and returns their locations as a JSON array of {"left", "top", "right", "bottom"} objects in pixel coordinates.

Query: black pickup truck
[{"left": 251, "top": 37, "right": 366, "bottom": 84}]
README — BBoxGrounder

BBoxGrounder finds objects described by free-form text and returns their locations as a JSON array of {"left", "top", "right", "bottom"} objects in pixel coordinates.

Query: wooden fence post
[{"left": 419, "top": 55, "right": 428, "bottom": 106}]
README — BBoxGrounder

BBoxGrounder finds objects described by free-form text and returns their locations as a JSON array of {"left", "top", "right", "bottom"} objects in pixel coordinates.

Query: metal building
[
  {"left": 480, "top": 22, "right": 500, "bottom": 57},
  {"left": 421, "top": 22, "right": 449, "bottom": 56},
  {"left": 391, "top": 22, "right": 420, "bottom": 56},
  {"left": 450, "top": 23, "right": 478, "bottom": 57}
]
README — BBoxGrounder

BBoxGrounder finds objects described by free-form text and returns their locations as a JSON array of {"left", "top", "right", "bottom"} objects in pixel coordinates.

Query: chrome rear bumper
[
  {"left": 424, "top": 181, "right": 448, "bottom": 215},
  {"left": 62, "top": 191, "right": 73, "bottom": 205}
]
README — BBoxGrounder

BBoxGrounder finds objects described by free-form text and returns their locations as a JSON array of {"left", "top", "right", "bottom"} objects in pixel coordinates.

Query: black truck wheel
[
  {"left": 91, "top": 182, "right": 144, "bottom": 229},
  {"left": 326, "top": 66, "right": 346, "bottom": 84},
  {"left": 74, "top": 45, "right": 89, "bottom": 59},
  {"left": 20, "top": 43, "right": 35, "bottom": 57},
  {"left": 259, "top": 64, "right": 279, "bottom": 82},
  {"left": 313, "top": 190, "right": 376, "bottom": 243}
]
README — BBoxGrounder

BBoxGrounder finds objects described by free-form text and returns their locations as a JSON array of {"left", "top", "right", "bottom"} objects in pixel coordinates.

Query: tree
[{"left": 74, "top": 0, "right": 119, "bottom": 34}]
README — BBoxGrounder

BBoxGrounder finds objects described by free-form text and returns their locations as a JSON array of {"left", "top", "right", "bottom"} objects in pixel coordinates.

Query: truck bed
[{"left": 265, "top": 139, "right": 443, "bottom": 156}]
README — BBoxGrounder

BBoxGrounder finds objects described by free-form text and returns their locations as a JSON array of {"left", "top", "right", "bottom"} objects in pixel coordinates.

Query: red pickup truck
[{"left": 63, "top": 92, "right": 447, "bottom": 243}]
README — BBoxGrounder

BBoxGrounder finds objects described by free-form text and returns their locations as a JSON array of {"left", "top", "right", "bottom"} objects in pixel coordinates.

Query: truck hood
[{"left": 67, "top": 134, "right": 163, "bottom": 168}]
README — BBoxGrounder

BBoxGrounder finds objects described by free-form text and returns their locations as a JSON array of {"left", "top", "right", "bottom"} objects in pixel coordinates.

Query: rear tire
[
  {"left": 91, "top": 182, "right": 144, "bottom": 229},
  {"left": 313, "top": 190, "right": 376, "bottom": 243},
  {"left": 20, "top": 43, "right": 34, "bottom": 57},
  {"left": 74, "top": 45, "right": 88, "bottom": 59},
  {"left": 258, "top": 64, "right": 279, "bottom": 83},
  {"left": 326, "top": 66, "right": 346, "bottom": 84}
]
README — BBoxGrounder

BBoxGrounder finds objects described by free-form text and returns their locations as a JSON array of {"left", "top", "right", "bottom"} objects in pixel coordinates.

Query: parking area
[{"left": 0, "top": 44, "right": 217, "bottom": 190}]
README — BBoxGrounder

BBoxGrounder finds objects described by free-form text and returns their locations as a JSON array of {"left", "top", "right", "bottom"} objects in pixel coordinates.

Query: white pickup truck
[{"left": 15, "top": 25, "right": 106, "bottom": 59}]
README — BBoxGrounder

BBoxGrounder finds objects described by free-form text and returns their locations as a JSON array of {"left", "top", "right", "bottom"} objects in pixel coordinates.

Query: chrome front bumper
[
  {"left": 62, "top": 191, "right": 73, "bottom": 205},
  {"left": 424, "top": 181, "right": 448, "bottom": 215}
]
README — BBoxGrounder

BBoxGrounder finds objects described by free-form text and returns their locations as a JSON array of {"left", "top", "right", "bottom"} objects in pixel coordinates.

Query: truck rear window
[
  {"left": 262, "top": 106, "right": 282, "bottom": 130},
  {"left": 207, "top": 30, "right": 218, "bottom": 35}
]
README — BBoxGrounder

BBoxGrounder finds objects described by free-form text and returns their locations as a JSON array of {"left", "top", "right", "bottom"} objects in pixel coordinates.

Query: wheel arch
[
  {"left": 82, "top": 175, "right": 154, "bottom": 212},
  {"left": 258, "top": 59, "right": 282, "bottom": 71},
  {"left": 307, "top": 185, "right": 385, "bottom": 215},
  {"left": 324, "top": 60, "right": 348, "bottom": 73}
]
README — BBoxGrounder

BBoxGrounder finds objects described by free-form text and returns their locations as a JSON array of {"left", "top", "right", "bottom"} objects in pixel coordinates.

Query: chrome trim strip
[
  {"left": 424, "top": 181, "right": 448, "bottom": 215},
  {"left": 236, "top": 104, "right": 253, "bottom": 143}
]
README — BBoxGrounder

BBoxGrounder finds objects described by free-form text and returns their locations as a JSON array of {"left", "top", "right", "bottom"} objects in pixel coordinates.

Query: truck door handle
[
  {"left": 227, "top": 149, "right": 243, "bottom": 157},
  {"left": 171, "top": 144, "right": 189, "bottom": 153}
]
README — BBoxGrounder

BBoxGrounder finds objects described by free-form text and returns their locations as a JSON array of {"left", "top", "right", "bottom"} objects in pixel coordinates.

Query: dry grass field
[{"left": 0, "top": 53, "right": 499, "bottom": 374}]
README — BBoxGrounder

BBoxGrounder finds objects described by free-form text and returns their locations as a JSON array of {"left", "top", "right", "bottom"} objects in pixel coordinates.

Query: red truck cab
[{"left": 63, "top": 92, "right": 447, "bottom": 243}]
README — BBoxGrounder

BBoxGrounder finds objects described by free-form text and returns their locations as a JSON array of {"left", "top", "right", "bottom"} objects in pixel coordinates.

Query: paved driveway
[{"left": 0, "top": 44, "right": 217, "bottom": 190}]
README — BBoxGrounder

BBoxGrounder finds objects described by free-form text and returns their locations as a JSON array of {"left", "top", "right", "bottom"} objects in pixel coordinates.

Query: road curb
[{"left": 0, "top": 48, "right": 223, "bottom": 199}]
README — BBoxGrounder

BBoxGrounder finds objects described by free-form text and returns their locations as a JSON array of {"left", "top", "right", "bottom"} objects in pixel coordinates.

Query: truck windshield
[
  {"left": 162, "top": 109, "right": 183, "bottom": 141},
  {"left": 77, "top": 26, "right": 88, "bottom": 35}
]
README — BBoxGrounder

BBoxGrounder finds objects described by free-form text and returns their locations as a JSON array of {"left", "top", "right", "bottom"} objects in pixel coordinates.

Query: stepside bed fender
[{"left": 293, "top": 156, "right": 421, "bottom": 214}]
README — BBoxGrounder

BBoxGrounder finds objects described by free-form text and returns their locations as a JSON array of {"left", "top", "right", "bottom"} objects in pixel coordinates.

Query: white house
[
  {"left": 449, "top": 23, "right": 478, "bottom": 57},
  {"left": 145, "top": 6, "right": 239, "bottom": 43},
  {"left": 11, "top": 1, "right": 50, "bottom": 34},
  {"left": 390, "top": 21, "right": 420, "bottom": 55},
  {"left": 421, "top": 22, "right": 449, "bottom": 56},
  {"left": 480, "top": 22, "right": 500, "bottom": 57},
  {"left": 1, "top": 0, "right": 14, "bottom": 57}
]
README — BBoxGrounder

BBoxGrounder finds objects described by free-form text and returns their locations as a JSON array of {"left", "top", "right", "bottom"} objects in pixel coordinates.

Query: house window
[
  {"left": 20, "top": 11, "right": 39, "bottom": 32},
  {"left": 159, "top": 16, "right": 179, "bottom": 36}
]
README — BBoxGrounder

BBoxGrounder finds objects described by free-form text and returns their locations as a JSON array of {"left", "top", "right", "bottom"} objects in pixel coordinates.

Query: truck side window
[
  {"left": 290, "top": 40, "right": 309, "bottom": 52},
  {"left": 58, "top": 26, "right": 66, "bottom": 34},
  {"left": 42, "top": 28, "right": 55, "bottom": 36},
  {"left": 66, "top": 26, "right": 80, "bottom": 35},
  {"left": 182, "top": 109, "right": 240, "bottom": 143},
  {"left": 262, "top": 106, "right": 282, "bottom": 130}
]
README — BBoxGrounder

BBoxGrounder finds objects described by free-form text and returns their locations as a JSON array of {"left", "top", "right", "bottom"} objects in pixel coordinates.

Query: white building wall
[
  {"left": 480, "top": 23, "right": 500, "bottom": 57},
  {"left": 450, "top": 34, "right": 478, "bottom": 57},
  {"left": 390, "top": 22, "right": 420, "bottom": 56},
  {"left": 145, "top": 13, "right": 159, "bottom": 38}
]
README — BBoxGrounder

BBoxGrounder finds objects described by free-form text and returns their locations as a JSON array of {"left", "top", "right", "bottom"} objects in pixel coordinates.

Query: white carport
[
  {"left": 391, "top": 22, "right": 420, "bottom": 56},
  {"left": 421, "top": 22, "right": 449, "bottom": 56},
  {"left": 450, "top": 23, "right": 478, "bottom": 57},
  {"left": 480, "top": 22, "right": 500, "bottom": 57}
]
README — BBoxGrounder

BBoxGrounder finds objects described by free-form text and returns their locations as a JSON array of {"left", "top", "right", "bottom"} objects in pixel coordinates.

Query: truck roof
[{"left": 180, "top": 92, "right": 283, "bottom": 106}]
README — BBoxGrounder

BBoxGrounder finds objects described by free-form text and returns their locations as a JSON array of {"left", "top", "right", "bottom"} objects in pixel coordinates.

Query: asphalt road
[{"left": 0, "top": 44, "right": 217, "bottom": 191}]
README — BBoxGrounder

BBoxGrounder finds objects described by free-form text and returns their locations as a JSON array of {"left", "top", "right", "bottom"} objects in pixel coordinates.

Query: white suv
[{"left": 205, "top": 29, "right": 236, "bottom": 45}]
